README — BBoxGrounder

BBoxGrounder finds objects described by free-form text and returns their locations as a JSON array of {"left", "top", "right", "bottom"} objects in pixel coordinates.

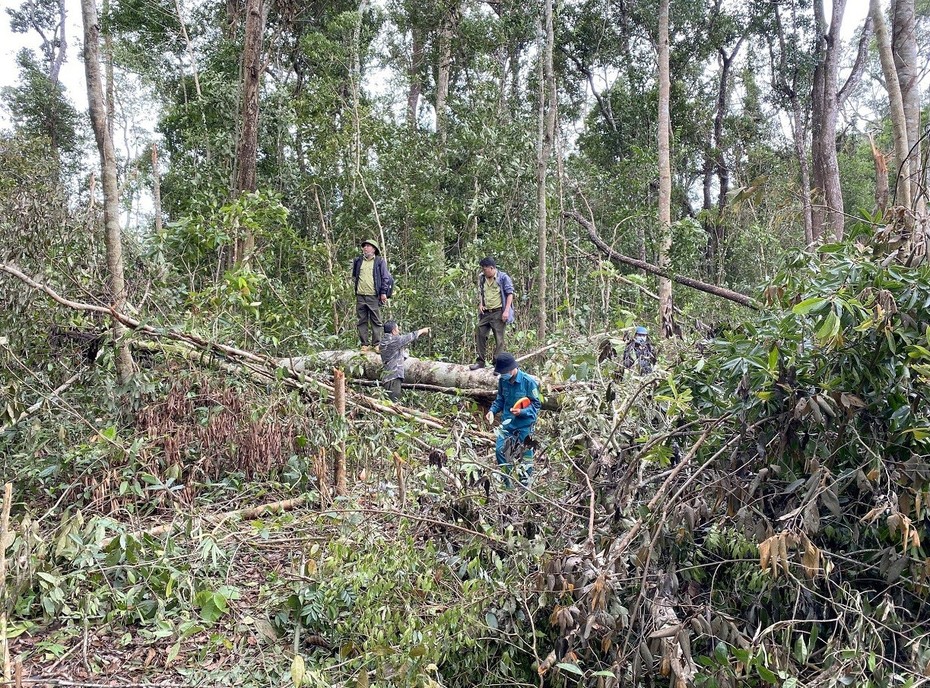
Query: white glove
[{"left": 485, "top": 411, "right": 494, "bottom": 425}]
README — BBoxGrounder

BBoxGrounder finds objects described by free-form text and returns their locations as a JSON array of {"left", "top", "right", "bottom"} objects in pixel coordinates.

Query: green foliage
[{"left": 1, "top": 50, "right": 81, "bottom": 157}]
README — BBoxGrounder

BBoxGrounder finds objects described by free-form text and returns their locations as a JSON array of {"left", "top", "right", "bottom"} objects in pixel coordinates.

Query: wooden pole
[
  {"left": 334, "top": 369, "right": 347, "bottom": 497},
  {"left": 1, "top": 482, "right": 12, "bottom": 684}
]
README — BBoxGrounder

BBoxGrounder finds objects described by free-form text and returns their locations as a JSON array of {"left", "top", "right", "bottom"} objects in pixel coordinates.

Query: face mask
[
  {"left": 635, "top": 335, "right": 646, "bottom": 344},
  {"left": 500, "top": 372, "right": 513, "bottom": 381}
]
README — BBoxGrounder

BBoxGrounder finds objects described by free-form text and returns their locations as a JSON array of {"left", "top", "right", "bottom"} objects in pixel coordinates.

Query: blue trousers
[{"left": 495, "top": 431, "right": 534, "bottom": 487}]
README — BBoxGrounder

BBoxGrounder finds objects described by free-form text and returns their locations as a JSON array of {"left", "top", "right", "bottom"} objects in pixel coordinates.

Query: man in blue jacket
[
  {"left": 469, "top": 257, "right": 515, "bottom": 370},
  {"left": 485, "top": 353, "right": 541, "bottom": 487}
]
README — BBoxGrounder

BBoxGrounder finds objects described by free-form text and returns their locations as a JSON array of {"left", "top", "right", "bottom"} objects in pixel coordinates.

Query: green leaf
[
  {"left": 556, "top": 662, "right": 584, "bottom": 676},
  {"left": 484, "top": 612, "right": 498, "bottom": 630},
  {"left": 793, "top": 297, "right": 826, "bottom": 315},
  {"left": 756, "top": 664, "right": 778, "bottom": 682},
  {"left": 816, "top": 310, "right": 840, "bottom": 341},
  {"left": 167, "top": 641, "right": 181, "bottom": 664}
]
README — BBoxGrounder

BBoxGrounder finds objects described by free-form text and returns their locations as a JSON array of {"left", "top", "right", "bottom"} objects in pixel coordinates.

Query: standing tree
[
  {"left": 870, "top": 0, "right": 912, "bottom": 211},
  {"left": 657, "top": 0, "right": 674, "bottom": 337},
  {"left": 434, "top": 0, "right": 460, "bottom": 140},
  {"left": 810, "top": 0, "right": 871, "bottom": 241},
  {"left": 535, "top": 0, "right": 555, "bottom": 342},
  {"left": 79, "top": 0, "right": 134, "bottom": 384},
  {"left": 232, "top": 0, "right": 266, "bottom": 267}
]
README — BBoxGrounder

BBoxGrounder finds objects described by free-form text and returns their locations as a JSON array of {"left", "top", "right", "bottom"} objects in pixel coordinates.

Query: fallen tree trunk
[
  {"left": 279, "top": 351, "right": 563, "bottom": 410},
  {"left": 564, "top": 209, "right": 759, "bottom": 310}
]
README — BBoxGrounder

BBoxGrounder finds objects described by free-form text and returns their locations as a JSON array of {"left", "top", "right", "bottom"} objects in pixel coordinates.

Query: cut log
[{"left": 278, "top": 351, "right": 563, "bottom": 410}]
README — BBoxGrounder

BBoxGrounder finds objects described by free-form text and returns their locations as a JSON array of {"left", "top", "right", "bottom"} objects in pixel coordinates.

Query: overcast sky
[{"left": 0, "top": 0, "right": 874, "bottom": 135}]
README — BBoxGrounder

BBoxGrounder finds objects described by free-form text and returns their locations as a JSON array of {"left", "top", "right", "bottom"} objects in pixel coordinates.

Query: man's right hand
[
  {"left": 485, "top": 411, "right": 494, "bottom": 425},
  {"left": 418, "top": 327, "right": 431, "bottom": 337},
  {"left": 478, "top": 305, "right": 485, "bottom": 314}
]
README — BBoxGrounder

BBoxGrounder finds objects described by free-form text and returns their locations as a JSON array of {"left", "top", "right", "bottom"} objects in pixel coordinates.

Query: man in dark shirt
[{"left": 379, "top": 320, "right": 430, "bottom": 402}]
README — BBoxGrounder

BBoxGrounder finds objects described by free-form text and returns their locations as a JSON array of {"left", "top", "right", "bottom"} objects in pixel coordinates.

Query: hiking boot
[
  {"left": 469, "top": 362, "right": 485, "bottom": 371},
  {"left": 373, "top": 344, "right": 381, "bottom": 354}
]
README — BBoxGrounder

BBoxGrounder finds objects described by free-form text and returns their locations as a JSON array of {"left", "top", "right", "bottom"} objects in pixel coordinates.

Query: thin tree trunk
[
  {"left": 792, "top": 101, "right": 815, "bottom": 246},
  {"left": 657, "top": 0, "right": 675, "bottom": 337},
  {"left": 151, "top": 144, "right": 163, "bottom": 236},
  {"left": 0, "top": 483, "right": 11, "bottom": 685},
  {"left": 565, "top": 210, "right": 757, "bottom": 309},
  {"left": 174, "top": 0, "right": 203, "bottom": 99},
  {"left": 49, "top": 0, "right": 67, "bottom": 86},
  {"left": 535, "top": 0, "right": 555, "bottom": 342},
  {"left": 80, "top": 0, "right": 134, "bottom": 385},
  {"left": 702, "top": 40, "right": 743, "bottom": 273},
  {"left": 233, "top": 0, "right": 265, "bottom": 266},
  {"left": 334, "top": 368, "right": 347, "bottom": 497},
  {"left": 102, "top": 0, "right": 115, "bottom": 142},
  {"left": 871, "top": 0, "right": 912, "bottom": 210}
]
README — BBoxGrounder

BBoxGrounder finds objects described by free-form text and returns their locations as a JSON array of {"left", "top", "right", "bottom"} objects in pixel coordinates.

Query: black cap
[
  {"left": 493, "top": 353, "right": 518, "bottom": 375},
  {"left": 479, "top": 256, "right": 496, "bottom": 268},
  {"left": 383, "top": 320, "right": 398, "bottom": 335}
]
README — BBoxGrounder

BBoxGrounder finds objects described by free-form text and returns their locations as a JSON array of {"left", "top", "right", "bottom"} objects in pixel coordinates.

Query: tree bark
[
  {"left": 869, "top": 133, "right": 890, "bottom": 215},
  {"left": 891, "top": 0, "right": 919, "bottom": 162},
  {"left": 334, "top": 368, "right": 347, "bottom": 497},
  {"left": 50, "top": 0, "right": 67, "bottom": 86},
  {"left": 435, "top": 2, "right": 459, "bottom": 140},
  {"left": 565, "top": 210, "right": 758, "bottom": 310},
  {"left": 810, "top": 2, "right": 871, "bottom": 241},
  {"left": 232, "top": 0, "right": 266, "bottom": 266},
  {"left": 871, "top": 0, "right": 912, "bottom": 211},
  {"left": 657, "top": 0, "right": 675, "bottom": 336},
  {"left": 535, "top": 0, "right": 556, "bottom": 342},
  {"left": 279, "top": 351, "right": 563, "bottom": 410},
  {"left": 80, "top": 0, "right": 134, "bottom": 385},
  {"left": 406, "top": 21, "right": 424, "bottom": 129},
  {"left": 810, "top": 0, "right": 845, "bottom": 241},
  {"left": 702, "top": 38, "right": 744, "bottom": 272}
]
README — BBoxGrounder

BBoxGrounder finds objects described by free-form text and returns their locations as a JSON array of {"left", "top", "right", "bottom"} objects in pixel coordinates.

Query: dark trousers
[
  {"left": 476, "top": 308, "right": 507, "bottom": 364},
  {"left": 383, "top": 377, "right": 402, "bottom": 402},
  {"left": 356, "top": 294, "right": 383, "bottom": 346}
]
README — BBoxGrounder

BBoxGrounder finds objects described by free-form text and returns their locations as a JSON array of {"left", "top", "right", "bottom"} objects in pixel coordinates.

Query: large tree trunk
[
  {"left": 810, "top": 1, "right": 871, "bottom": 242},
  {"left": 657, "top": 0, "right": 675, "bottom": 337},
  {"left": 435, "top": 2, "right": 459, "bottom": 140},
  {"left": 535, "top": 0, "right": 556, "bottom": 343},
  {"left": 810, "top": 0, "right": 845, "bottom": 241},
  {"left": 232, "top": 0, "right": 266, "bottom": 266},
  {"left": 871, "top": 0, "right": 912, "bottom": 210},
  {"left": 80, "top": 0, "right": 134, "bottom": 385},
  {"left": 279, "top": 351, "right": 562, "bottom": 410},
  {"left": 406, "top": 21, "right": 424, "bottom": 129},
  {"left": 892, "top": 0, "right": 920, "bottom": 163}
]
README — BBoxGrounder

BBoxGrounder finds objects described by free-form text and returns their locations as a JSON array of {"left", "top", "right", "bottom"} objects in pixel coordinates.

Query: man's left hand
[
  {"left": 501, "top": 309, "right": 509, "bottom": 322},
  {"left": 380, "top": 294, "right": 387, "bottom": 304}
]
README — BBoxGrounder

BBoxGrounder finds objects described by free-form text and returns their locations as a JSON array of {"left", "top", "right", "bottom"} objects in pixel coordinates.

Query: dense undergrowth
[{"left": 3, "top": 223, "right": 930, "bottom": 687}]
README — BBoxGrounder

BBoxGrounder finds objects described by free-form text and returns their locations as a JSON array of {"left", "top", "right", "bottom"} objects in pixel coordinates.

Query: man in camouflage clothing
[
  {"left": 623, "top": 326, "right": 657, "bottom": 375},
  {"left": 379, "top": 320, "right": 430, "bottom": 402}
]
